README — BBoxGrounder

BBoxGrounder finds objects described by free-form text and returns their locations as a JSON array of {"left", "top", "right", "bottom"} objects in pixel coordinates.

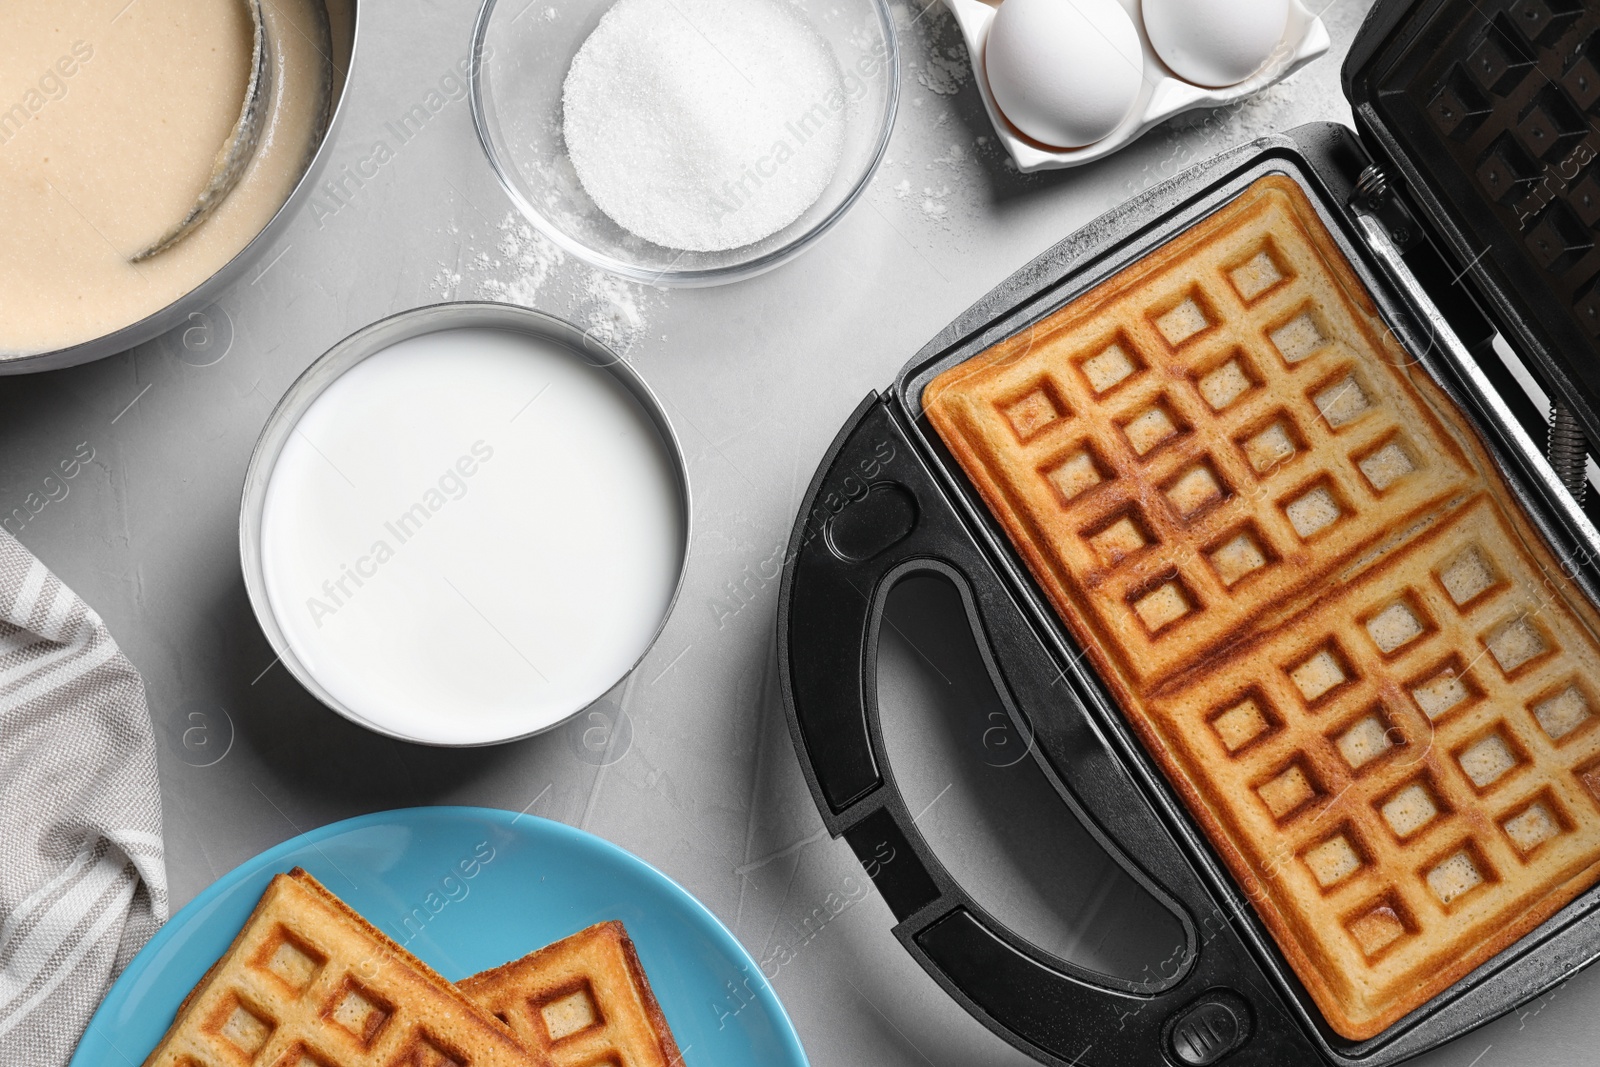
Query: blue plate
[{"left": 72, "top": 806, "right": 807, "bottom": 1066}]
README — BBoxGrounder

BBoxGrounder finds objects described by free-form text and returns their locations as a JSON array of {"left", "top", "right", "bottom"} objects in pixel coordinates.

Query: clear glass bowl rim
[{"left": 467, "top": 0, "right": 901, "bottom": 287}]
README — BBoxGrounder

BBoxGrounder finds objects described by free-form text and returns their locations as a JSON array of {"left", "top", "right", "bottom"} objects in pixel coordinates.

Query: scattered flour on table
[
  {"left": 579, "top": 270, "right": 646, "bottom": 347},
  {"left": 562, "top": 0, "right": 846, "bottom": 252},
  {"left": 861, "top": 0, "right": 1022, "bottom": 249},
  {"left": 431, "top": 214, "right": 665, "bottom": 353},
  {"left": 484, "top": 219, "right": 565, "bottom": 306},
  {"left": 914, "top": 45, "right": 969, "bottom": 96}
]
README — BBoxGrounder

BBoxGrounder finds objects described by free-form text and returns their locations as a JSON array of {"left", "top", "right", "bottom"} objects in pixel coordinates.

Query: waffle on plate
[
  {"left": 924, "top": 174, "right": 1600, "bottom": 1039},
  {"left": 140, "top": 868, "right": 540, "bottom": 1067},
  {"left": 459, "top": 921, "right": 682, "bottom": 1067}
]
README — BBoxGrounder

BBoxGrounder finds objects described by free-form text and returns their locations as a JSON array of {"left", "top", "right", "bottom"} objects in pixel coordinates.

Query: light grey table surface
[{"left": 6, "top": 1, "right": 1598, "bottom": 1064}]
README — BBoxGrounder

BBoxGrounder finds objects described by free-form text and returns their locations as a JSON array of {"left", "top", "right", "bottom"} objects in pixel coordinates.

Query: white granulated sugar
[{"left": 562, "top": 0, "right": 846, "bottom": 252}]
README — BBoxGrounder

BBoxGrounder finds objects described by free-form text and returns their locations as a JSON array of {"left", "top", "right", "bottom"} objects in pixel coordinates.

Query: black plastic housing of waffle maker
[{"left": 779, "top": 4, "right": 1600, "bottom": 1065}]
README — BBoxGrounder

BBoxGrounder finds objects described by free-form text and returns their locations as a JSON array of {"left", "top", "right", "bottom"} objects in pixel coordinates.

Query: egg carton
[{"left": 943, "top": 0, "right": 1330, "bottom": 172}]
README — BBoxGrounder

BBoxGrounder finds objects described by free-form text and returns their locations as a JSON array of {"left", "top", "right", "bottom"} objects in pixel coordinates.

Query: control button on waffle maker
[
  {"left": 1164, "top": 992, "right": 1251, "bottom": 1065},
  {"left": 825, "top": 483, "right": 918, "bottom": 563}
]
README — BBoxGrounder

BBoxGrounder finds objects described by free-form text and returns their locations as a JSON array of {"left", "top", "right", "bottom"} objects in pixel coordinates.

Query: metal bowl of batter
[{"left": 0, "top": 0, "right": 358, "bottom": 376}]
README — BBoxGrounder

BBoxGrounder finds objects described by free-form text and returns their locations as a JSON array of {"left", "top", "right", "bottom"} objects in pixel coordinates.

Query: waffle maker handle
[{"left": 779, "top": 394, "right": 1322, "bottom": 1066}]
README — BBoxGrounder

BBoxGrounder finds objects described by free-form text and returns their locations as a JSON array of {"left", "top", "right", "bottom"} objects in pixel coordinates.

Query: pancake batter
[{"left": 0, "top": 0, "right": 328, "bottom": 356}]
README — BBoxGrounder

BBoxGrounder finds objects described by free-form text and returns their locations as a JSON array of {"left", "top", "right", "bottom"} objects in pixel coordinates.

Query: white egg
[
  {"left": 984, "top": 0, "right": 1143, "bottom": 148},
  {"left": 1142, "top": 0, "right": 1290, "bottom": 88}
]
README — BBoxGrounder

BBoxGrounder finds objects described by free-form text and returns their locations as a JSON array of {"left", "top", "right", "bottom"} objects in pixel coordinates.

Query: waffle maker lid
[{"left": 1344, "top": 0, "right": 1600, "bottom": 448}]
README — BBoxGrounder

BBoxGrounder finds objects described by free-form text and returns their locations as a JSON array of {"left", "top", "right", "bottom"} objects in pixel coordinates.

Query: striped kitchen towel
[{"left": 0, "top": 529, "right": 166, "bottom": 1064}]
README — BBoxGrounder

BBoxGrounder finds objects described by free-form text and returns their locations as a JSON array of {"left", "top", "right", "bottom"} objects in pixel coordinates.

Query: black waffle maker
[{"left": 779, "top": 2, "right": 1600, "bottom": 1064}]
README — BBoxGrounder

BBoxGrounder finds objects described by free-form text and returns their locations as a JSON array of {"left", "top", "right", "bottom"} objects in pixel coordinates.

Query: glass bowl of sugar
[{"left": 470, "top": 0, "right": 897, "bottom": 286}]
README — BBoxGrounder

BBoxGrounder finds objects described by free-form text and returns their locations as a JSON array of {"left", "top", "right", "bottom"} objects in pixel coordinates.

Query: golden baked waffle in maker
[
  {"left": 923, "top": 175, "right": 1600, "bottom": 1040},
  {"left": 141, "top": 868, "right": 540, "bottom": 1067},
  {"left": 459, "top": 921, "right": 682, "bottom": 1067}
]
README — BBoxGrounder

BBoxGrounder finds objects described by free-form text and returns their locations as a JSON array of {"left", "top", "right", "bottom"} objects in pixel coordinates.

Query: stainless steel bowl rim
[
  {"left": 0, "top": 1, "right": 362, "bottom": 376},
  {"left": 237, "top": 300, "right": 694, "bottom": 747}
]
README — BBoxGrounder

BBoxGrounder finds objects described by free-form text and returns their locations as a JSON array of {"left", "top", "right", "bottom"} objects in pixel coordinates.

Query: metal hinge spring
[
  {"left": 1350, "top": 163, "right": 1418, "bottom": 250},
  {"left": 1354, "top": 164, "right": 1388, "bottom": 205},
  {"left": 1550, "top": 399, "right": 1589, "bottom": 507},
  {"left": 1354, "top": 164, "right": 1590, "bottom": 507}
]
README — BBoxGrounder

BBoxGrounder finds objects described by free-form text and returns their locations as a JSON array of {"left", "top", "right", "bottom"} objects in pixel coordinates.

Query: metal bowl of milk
[
  {"left": 0, "top": 0, "right": 357, "bottom": 375},
  {"left": 240, "top": 303, "right": 691, "bottom": 746},
  {"left": 469, "top": 0, "right": 898, "bottom": 286}
]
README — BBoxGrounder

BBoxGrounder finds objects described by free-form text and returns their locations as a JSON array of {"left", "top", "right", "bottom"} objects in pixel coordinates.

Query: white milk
[{"left": 260, "top": 327, "right": 686, "bottom": 744}]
